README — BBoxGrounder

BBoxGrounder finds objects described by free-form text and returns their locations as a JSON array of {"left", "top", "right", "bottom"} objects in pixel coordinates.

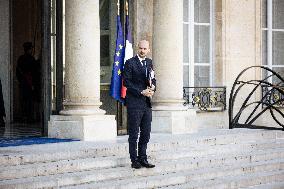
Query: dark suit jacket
[{"left": 123, "top": 55, "right": 156, "bottom": 109}]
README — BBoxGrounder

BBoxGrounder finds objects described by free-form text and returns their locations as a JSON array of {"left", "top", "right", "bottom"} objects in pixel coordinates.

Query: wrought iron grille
[
  {"left": 183, "top": 87, "right": 226, "bottom": 111},
  {"left": 229, "top": 66, "right": 284, "bottom": 130},
  {"left": 262, "top": 85, "right": 284, "bottom": 108}
]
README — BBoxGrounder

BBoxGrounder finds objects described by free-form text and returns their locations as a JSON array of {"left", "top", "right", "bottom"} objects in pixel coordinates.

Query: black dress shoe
[
  {"left": 139, "top": 159, "right": 155, "bottom": 168},
  {"left": 131, "top": 161, "right": 142, "bottom": 169}
]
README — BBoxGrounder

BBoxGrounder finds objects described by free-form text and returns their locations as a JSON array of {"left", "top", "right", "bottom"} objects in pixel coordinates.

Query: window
[
  {"left": 51, "top": 0, "right": 56, "bottom": 111},
  {"left": 50, "top": 0, "right": 65, "bottom": 113},
  {"left": 183, "top": 0, "right": 215, "bottom": 87},
  {"left": 262, "top": 0, "right": 284, "bottom": 84}
]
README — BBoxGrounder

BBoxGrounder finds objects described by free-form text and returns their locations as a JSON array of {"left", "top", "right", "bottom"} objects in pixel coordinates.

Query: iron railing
[
  {"left": 262, "top": 85, "right": 284, "bottom": 108},
  {"left": 183, "top": 87, "right": 226, "bottom": 111},
  {"left": 229, "top": 66, "right": 284, "bottom": 130}
]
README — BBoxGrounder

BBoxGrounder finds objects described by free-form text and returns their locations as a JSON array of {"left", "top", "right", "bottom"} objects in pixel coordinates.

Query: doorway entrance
[
  {"left": 9, "top": 0, "right": 43, "bottom": 137},
  {"left": 1, "top": 0, "right": 52, "bottom": 138},
  {"left": 2, "top": 0, "right": 129, "bottom": 139}
]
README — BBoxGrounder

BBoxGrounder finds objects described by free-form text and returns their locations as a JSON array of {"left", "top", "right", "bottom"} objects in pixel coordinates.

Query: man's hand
[
  {"left": 147, "top": 87, "right": 155, "bottom": 97},
  {"left": 149, "top": 85, "right": 155, "bottom": 91},
  {"left": 141, "top": 89, "right": 151, "bottom": 97},
  {"left": 148, "top": 90, "right": 154, "bottom": 97},
  {"left": 141, "top": 88, "right": 155, "bottom": 97}
]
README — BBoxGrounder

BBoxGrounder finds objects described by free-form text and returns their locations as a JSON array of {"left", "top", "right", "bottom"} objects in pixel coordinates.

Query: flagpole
[
  {"left": 117, "top": 0, "right": 120, "bottom": 15},
  {"left": 126, "top": 0, "right": 129, "bottom": 16}
]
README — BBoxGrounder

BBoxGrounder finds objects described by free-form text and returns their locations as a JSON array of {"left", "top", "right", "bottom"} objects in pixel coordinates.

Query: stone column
[
  {"left": 61, "top": 0, "right": 103, "bottom": 115},
  {"left": 48, "top": 0, "right": 116, "bottom": 141},
  {"left": 151, "top": 0, "right": 196, "bottom": 134}
]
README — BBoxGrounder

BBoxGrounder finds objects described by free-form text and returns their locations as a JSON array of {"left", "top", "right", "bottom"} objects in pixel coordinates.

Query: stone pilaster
[
  {"left": 222, "top": 0, "right": 262, "bottom": 123},
  {"left": 151, "top": 0, "right": 196, "bottom": 134},
  {"left": 48, "top": 0, "right": 116, "bottom": 141},
  {"left": 223, "top": 0, "right": 261, "bottom": 88}
]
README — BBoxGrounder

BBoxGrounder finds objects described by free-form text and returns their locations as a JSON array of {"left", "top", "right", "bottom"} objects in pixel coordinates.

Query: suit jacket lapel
[{"left": 145, "top": 59, "right": 151, "bottom": 73}]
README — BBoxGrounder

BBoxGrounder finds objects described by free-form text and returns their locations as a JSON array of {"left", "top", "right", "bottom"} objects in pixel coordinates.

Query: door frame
[{"left": 42, "top": 0, "right": 51, "bottom": 136}]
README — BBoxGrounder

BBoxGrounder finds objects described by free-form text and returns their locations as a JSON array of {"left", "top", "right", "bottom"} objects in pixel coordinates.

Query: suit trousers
[{"left": 127, "top": 107, "right": 152, "bottom": 162}]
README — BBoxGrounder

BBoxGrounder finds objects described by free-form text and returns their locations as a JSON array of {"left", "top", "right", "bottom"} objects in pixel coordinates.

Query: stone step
[
  {"left": 152, "top": 139, "right": 284, "bottom": 161},
  {"left": 246, "top": 181, "right": 284, "bottom": 189},
  {"left": 0, "top": 129, "right": 282, "bottom": 188},
  {"left": 0, "top": 129, "right": 280, "bottom": 166},
  {"left": 158, "top": 170, "right": 284, "bottom": 189},
  {"left": 1, "top": 153, "right": 283, "bottom": 189},
  {"left": 60, "top": 159, "right": 284, "bottom": 189},
  {"left": 0, "top": 139, "right": 283, "bottom": 180}
]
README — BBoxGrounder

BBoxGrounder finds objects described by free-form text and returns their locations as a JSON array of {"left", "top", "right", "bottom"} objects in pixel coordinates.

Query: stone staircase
[{"left": 0, "top": 129, "right": 283, "bottom": 189}]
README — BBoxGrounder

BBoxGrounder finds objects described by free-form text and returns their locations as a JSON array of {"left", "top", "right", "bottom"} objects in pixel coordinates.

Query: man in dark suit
[
  {"left": 123, "top": 40, "right": 156, "bottom": 169},
  {"left": 16, "top": 42, "right": 36, "bottom": 122}
]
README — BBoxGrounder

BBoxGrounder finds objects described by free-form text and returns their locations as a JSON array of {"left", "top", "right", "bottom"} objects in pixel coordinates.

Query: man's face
[
  {"left": 138, "top": 41, "right": 150, "bottom": 59},
  {"left": 25, "top": 48, "right": 33, "bottom": 55}
]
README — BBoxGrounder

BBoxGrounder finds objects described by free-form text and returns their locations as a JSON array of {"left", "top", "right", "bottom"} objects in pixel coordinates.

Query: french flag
[{"left": 121, "top": 9, "right": 133, "bottom": 99}]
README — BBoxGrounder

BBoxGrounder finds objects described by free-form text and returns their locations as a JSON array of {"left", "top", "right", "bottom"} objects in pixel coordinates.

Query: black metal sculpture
[{"left": 229, "top": 66, "right": 284, "bottom": 130}]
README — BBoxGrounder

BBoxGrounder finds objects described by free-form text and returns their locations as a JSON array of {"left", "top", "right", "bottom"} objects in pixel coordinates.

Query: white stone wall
[
  {"left": 222, "top": 0, "right": 261, "bottom": 99},
  {"left": 0, "top": 0, "right": 10, "bottom": 122}
]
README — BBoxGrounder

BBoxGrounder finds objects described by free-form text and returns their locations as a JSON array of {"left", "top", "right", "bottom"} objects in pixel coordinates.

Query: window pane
[
  {"left": 100, "top": 35, "right": 110, "bottom": 66},
  {"left": 194, "top": 0, "right": 210, "bottom": 23},
  {"left": 262, "top": 69, "right": 268, "bottom": 81},
  {"left": 183, "top": 24, "right": 189, "bottom": 63},
  {"left": 272, "top": 31, "right": 284, "bottom": 65},
  {"left": 262, "top": 30, "right": 267, "bottom": 65},
  {"left": 99, "top": 0, "right": 109, "bottom": 30},
  {"left": 272, "top": 67, "right": 284, "bottom": 84},
  {"left": 194, "top": 25, "right": 210, "bottom": 63},
  {"left": 262, "top": 0, "right": 267, "bottom": 28},
  {"left": 183, "top": 65, "right": 189, "bottom": 87},
  {"left": 51, "top": 35, "right": 56, "bottom": 111},
  {"left": 183, "top": 0, "right": 189, "bottom": 22},
  {"left": 272, "top": 0, "right": 284, "bottom": 29},
  {"left": 51, "top": 0, "right": 56, "bottom": 33},
  {"left": 194, "top": 66, "right": 210, "bottom": 87}
]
